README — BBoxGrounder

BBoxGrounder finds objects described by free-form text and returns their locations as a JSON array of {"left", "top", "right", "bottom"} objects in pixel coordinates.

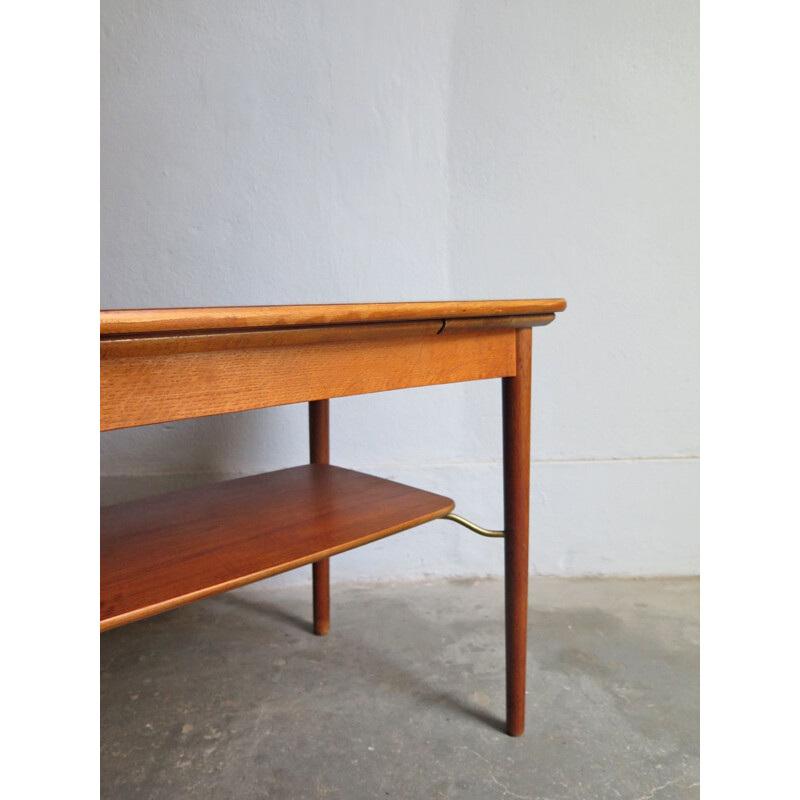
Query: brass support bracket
[{"left": 443, "top": 512, "right": 504, "bottom": 538}]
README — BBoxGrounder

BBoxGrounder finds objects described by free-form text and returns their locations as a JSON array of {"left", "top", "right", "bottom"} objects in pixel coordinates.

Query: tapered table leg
[
  {"left": 310, "top": 399, "right": 331, "bottom": 636},
  {"left": 502, "top": 327, "right": 532, "bottom": 736}
]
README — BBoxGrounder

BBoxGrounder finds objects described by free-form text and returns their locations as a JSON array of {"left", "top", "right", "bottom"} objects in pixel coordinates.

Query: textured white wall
[{"left": 101, "top": 0, "right": 699, "bottom": 580}]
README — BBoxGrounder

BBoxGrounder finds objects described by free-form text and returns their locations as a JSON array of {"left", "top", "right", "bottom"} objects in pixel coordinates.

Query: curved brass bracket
[{"left": 443, "top": 512, "right": 504, "bottom": 538}]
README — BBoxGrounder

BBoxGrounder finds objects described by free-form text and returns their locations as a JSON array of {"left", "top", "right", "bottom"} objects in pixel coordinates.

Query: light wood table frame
[{"left": 101, "top": 299, "right": 566, "bottom": 736}]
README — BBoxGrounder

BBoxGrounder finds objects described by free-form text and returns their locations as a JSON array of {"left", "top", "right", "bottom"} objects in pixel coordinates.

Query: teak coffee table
[{"left": 100, "top": 299, "right": 566, "bottom": 736}]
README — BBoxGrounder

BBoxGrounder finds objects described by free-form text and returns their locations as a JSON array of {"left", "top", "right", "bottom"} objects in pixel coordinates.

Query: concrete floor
[{"left": 101, "top": 577, "right": 699, "bottom": 799}]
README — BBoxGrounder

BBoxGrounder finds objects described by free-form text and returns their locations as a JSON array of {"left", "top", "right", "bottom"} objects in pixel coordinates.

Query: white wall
[{"left": 101, "top": 0, "right": 699, "bottom": 580}]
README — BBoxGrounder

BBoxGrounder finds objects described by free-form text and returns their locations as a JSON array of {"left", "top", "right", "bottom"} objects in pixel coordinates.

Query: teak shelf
[
  {"left": 101, "top": 465, "right": 454, "bottom": 631},
  {"left": 100, "top": 299, "right": 566, "bottom": 736}
]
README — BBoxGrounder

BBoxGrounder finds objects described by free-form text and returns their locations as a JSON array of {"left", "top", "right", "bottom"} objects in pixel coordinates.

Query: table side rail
[{"left": 101, "top": 322, "right": 530, "bottom": 431}]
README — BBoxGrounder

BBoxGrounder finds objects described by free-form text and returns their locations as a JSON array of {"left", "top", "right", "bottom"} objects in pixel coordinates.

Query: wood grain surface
[
  {"left": 101, "top": 465, "right": 454, "bottom": 631},
  {"left": 101, "top": 329, "right": 516, "bottom": 431}
]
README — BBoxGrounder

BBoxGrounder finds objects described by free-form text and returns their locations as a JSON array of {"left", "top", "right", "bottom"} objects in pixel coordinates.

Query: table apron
[{"left": 101, "top": 327, "right": 517, "bottom": 430}]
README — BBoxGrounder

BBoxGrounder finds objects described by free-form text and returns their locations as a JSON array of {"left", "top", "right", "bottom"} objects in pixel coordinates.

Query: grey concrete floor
[{"left": 101, "top": 577, "right": 699, "bottom": 800}]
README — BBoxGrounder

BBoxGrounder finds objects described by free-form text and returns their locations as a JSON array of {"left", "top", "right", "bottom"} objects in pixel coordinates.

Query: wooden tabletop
[{"left": 100, "top": 299, "right": 567, "bottom": 336}]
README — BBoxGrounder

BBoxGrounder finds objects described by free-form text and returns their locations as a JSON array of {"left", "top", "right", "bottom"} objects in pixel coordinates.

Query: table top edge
[{"left": 100, "top": 299, "right": 567, "bottom": 336}]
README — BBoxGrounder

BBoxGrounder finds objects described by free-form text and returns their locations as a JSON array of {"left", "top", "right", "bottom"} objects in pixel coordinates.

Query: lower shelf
[{"left": 101, "top": 464, "right": 454, "bottom": 631}]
